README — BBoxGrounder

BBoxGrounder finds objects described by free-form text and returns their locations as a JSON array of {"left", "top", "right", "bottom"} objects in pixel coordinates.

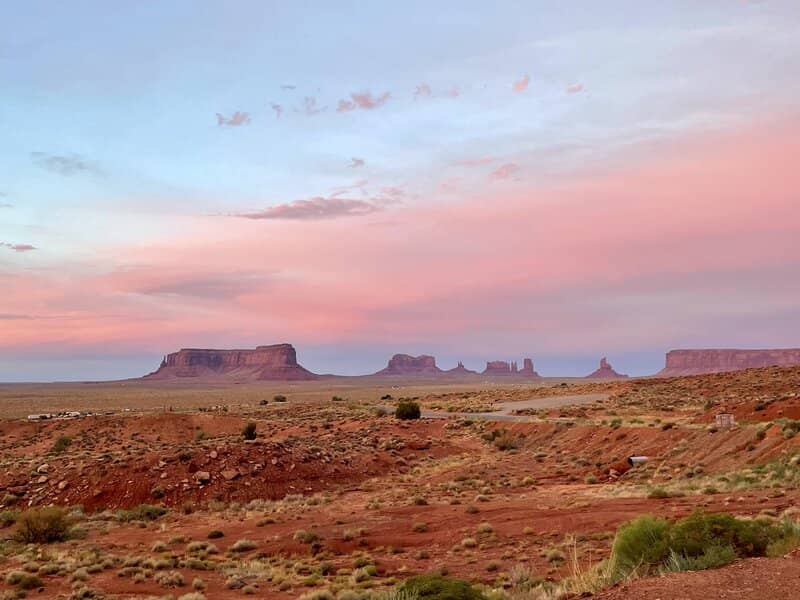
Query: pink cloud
[
  {"left": 414, "top": 83, "right": 432, "bottom": 100},
  {"left": 215, "top": 111, "right": 251, "bottom": 126},
  {"left": 3, "top": 118, "right": 800, "bottom": 361},
  {"left": 445, "top": 86, "right": 460, "bottom": 98},
  {"left": 489, "top": 162, "right": 520, "bottom": 181},
  {"left": 566, "top": 83, "right": 584, "bottom": 94},
  {"left": 237, "top": 196, "right": 389, "bottom": 220},
  {"left": 337, "top": 91, "right": 391, "bottom": 112},
  {"left": 1, "top": 242, "right": 36, "bottom": 252},
  {"left": 513, "top": 74, "right": 530, "bottom": 93}
]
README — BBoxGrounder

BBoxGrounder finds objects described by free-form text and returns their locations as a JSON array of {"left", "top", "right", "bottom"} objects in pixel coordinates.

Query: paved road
[{"left": 412, "top": 392, "right": 608, "bottom": 422}]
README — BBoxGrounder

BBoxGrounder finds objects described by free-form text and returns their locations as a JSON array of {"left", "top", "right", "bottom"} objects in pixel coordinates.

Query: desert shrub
[
  {"left": 6, "top": 571, "right": 43, "bottom": 590},
  {"left": 242, "top": 421, "right": 257, "bottom": 440},
  {"left": 395, "top": 401, "right": 421, "bottom": 420},
  {"left": 662, "top": 545, "right": 737, "bottom": 572},
  {"left": 481, "top": 428, "right": 524, "bottom": 451},
  {"left": 116, "top": 504, "right": 167, "bottom": 522},
  {"left": 397, "top": 574, "right": 485, "bottom": 600},
  {"left": 293, "top": 530, "right": 320, "bottom": 544},
  {"left": 611, "top": 511, "right": 792, "bottom": 579},
  {"left": 15, "top": 506, "right": 71, "bottom": 543},
  {"left": 151, "top": 486, "right": 165, "bottom": 499},
  {"left": 51, "top": 435, "right": 73, "bottom": 454},
  {"left": 230, "top": 539, "right": 258, "bottom": 552},
  {"left": 154, "top": 570, "right": 185, "bottom": 588},
  {"left": 611, "top": 515, "right": 672, "bottom": 576},
  {"left": 0, "top": 510, "right": 19, "bottom": 527},
  {"left": 647, "top": 487, "right": 671, "bottom": 499},
  {"left": 177, "top": 594, "right": 206, "bottom": 600},
  {"left": 273, "top": 394, "right": 288, "bottom": 402},
  {"left": 207, "top": 530, "right": 224, "bottom": 539}
]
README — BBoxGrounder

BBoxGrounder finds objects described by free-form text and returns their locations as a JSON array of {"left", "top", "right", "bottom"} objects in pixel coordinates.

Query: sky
[{"left": 1, "top": 1, "right": 799, "bottom": 381}]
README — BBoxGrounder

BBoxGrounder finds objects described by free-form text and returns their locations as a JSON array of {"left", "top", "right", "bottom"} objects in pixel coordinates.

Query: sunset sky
[{"left": 2, "top": 1, "right": 799, "bottom": 381}]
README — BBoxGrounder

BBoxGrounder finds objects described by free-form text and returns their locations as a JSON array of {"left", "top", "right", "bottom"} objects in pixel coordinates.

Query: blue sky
[{"left": 2, "top": 1, "right": 799, "bottom": 381}]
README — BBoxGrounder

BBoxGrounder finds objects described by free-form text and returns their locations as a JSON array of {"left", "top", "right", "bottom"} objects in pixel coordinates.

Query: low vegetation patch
[
  {"left": 14, "top": 506, "right": 71, "bottom": 543},
  {"left": 395, "top": 401, "right": 421, "bottom": 420}
]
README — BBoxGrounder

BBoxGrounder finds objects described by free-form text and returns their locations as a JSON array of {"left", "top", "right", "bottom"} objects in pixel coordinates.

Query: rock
[
  {"left": 36, "top": 475, "right": 48, "bottom": 484},
  {"left": 482, "top": 358, "right": 541, "bottom": 377},
  {"left": 194, "top": 471, "right": 211, "bottom": 484},
  {"left": 658, "top": 348, "right": 800, "bottom": 376},
  {"left": 221, "top": 470, "right": 239, "bottom": 481},
  {"left": 375, "top": 354, "right": 441, "bottom": 376},
  {"left": 209, "top": 451, "right": 218, "bottom": 459},
  {"left": 36, "top": 464, "right": 49, "bottom": 474},
  {"left": 57, "top": 480, "right": 69, "bottom": 491},
  {"left": 586, "top": 357, "right": 628, "bottom": 379},
  {"left": 144, "top": 343, "right": 318, "bottom": 381},
  {"left": 444, "top": 361, "right": 478, "bottom": 375}
]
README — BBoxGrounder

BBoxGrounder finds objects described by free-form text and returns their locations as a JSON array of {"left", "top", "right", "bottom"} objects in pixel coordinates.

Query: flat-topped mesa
[
  {"left": 482, "top": 358, "right": 541, "bottom": 377},
  {"left": 657, "top": 348, "right": 800, "bottom": 377},
  {"left": 586, "top": 357, "right": 628, "bottom": 379},
  {"left": 145, "top": 343, "right": 318, "bottom": 381},
  {"left": 375, "top": 353, "right": 442, "bottom": 376}
]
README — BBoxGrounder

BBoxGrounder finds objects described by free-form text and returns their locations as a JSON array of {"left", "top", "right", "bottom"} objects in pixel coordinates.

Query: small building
[{"left": 715, "top": 413, "right": 735, "bottom": 428}]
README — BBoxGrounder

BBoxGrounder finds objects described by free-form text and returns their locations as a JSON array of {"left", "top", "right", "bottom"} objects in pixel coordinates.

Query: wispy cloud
[
  {"left": 216, "top": 111, "right": 251, "bottom": 126},
  {"left": 349, "top": 157, "right": 365, "bottom": 168},
  {"left": 489, "top": 162, "right": 520, "bottom": 181},
  {"left": 329, "top": 179, "right": 369, "bottom": 198},
  {"left": 295, "top": 96, "right": 327, "bottom": 116},
  {"left": 566, "top": 83, "right": 584, "bottom": 94},
  {"left": 238, "top": 196, "right": 393, "bottom": 220},
  {"left": 513, "top": 74, "right": 530, "bottom": 93},
  {"left": 280, "top": 84, "right": 296, "bottom": 90},
  {"left": 0, "top": 313, "right": 33, "bottom": 320},
  {"left": 413, "top": 83, "right": 432, "bottom": 100},
  {"left": 337, "top": 91, "right": 391, "bottom": 112},
  {"left": 30, "top": 152, "right": 101, "bottom": 176},
  {"left": 1, "top": 242, "right": 36, "bottom": 252},
  {"left": 459, "top": 156, "right": 495, "bottom": 167},
  {"left": 0, "top": 202, "right": 12, "bottom": 208},
  {"left": 270, "top": 103, "right": 283, "bottom": 119},
  {"left": 445, "top": 86, "right": 460, "bottom": 98}
]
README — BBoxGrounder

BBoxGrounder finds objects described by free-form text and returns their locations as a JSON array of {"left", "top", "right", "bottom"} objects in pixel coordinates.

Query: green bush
[
  {"left": 51, "top": 435, "right": 73, "bottom": 454},
  {"left": 116, "top": 504, "right": 168, "bottom": 522},
  {"left": 14, "top": 506, "right": 71, "bottom": 543},
  {"left": 397, "top": 574, "right": 485, "bottom": 600},
  {"left": 611, "top": 515, "right": 672, "bottom": 576},
  {"left": 273, "top": 395, "right": 288, "bottom": 402},
  {"left": 611, "top": 510, "right": 792, "bottom": 579},
  {"left": 242, "top": 421, "right": 257, "bottom": 440},
  {"left": 395, "top": 401, "right": 421, "bottom": 420}
]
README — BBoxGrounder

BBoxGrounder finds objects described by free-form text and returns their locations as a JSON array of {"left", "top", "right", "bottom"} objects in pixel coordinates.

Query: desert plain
[{"left": 2, "top": 365, "right": 800, "bottom": 599}]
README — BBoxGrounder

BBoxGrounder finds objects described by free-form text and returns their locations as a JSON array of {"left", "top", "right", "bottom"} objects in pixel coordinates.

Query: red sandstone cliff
[
  {"left": 586, "top": 357, "right": 628, "bottom": 379},
  {"left": 657, "top": 348, "right": 800, "bottom": 377},
  {"left": 375, "top": 354, "right": 442, "bottom": 376},
  {"left": 482, "top": 358, "right": 541, "bottom": 377},
  {"left": 145, "top": 343, "right": 318, "bottom": 381}
]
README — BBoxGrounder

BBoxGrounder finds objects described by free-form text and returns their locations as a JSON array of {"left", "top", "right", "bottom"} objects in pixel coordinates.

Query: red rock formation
[
  {"left": 519, "top": 358, "right": 541, "bottom": 377},
  {"left": 482, "top": 358, "right": 541, "bottom": 377},
  {"left": 586, "top": 357, "right": 628, "bottom": 379},
  {"left": 145, "top": 343, "right": 317, "bottom": 381},
  {"left": 445, "top": 361, "right": 478, "bottom": 375},
  {"left": 483, "top": 360, "right": 511, "bottom": 375},
  {"left": 657, "top": 348, "right": 800, "bottom": 377},
  {"left": 375, "top": 354, "right": 441, "bottom": 376}
]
